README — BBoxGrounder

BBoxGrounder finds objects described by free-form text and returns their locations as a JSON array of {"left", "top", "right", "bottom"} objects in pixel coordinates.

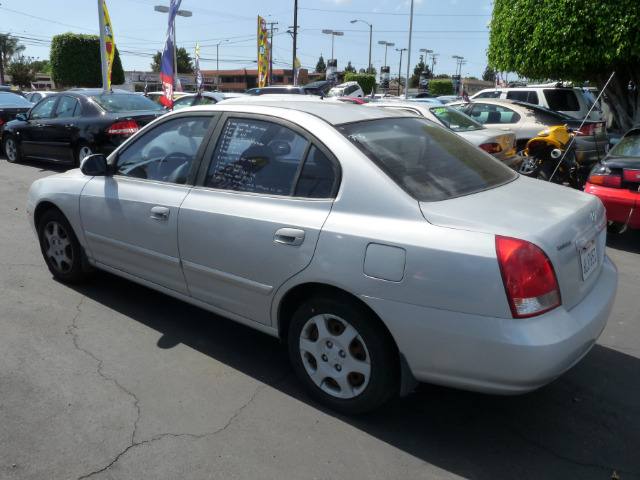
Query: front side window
[
  {"left": 205, "top": 118, "right": 312, "bottom": 196},
  {"left": 115, "top": 115, "right": 213, "bottom": 184},
  {"left": 339, "top": 117, "right": 516, "bottom": 202},
  {"left": 30, "top": 96, "right": 58, "bottom": 120}
]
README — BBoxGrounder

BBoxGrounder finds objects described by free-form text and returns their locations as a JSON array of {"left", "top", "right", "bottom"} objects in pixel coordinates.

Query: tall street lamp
[
  {"left": 215, "top": 39, "right": 228, "bottom": 91},
  {"left": 154, "top": 5, "right": 192, "bottom": 90},
  {"left": 378, "top": 41, "right": 395, "bottom": 66},
  {"left": 396, "top": 47, "right": 407, "bottom": 94},
  {"left": 321, "top": 29, "right": 344, "bottom": 60},
  {"left": 350, "top": 19, "right": 372, "bottom": 73}
]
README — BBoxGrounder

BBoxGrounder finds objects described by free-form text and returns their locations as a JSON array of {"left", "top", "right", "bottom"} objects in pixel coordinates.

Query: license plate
[{"left": 580, "top": 240, "right": 598, "bottom": 281}]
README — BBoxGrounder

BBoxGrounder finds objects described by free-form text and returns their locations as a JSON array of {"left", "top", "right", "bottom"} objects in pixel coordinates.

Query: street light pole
[
  {"left": 322, "top": 30, "right": 344, "bottom": 60},
  {"left": 396, "top": 47, "right": 407, "bottom": 95},
  {"left": 215, "top": 39, "right": 228, "bottom": 92},
  {"left": 378, "top": 41, "right": 395, "bottom": 66},
  {"left": 350, "top": 19, "right": 372, "bottom": 73}
]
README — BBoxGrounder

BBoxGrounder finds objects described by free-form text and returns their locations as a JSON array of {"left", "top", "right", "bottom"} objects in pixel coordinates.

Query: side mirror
[
  {"left": 16, "top": 113, "right": 27, "bottom": 122},
  {"left": 81, "top": 154, "right": 108, "bottom": 176}
]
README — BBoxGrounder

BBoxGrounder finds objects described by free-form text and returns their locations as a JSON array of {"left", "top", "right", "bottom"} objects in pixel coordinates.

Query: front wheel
[
  {"left": 4, "top": 136, "right": 22, "bottom": 163},
  {"left": 37, "top": 209, "right": 87, "bottom": 283},
  {"left": 288, "top": 295, "right": 399, "bottom": 414}
]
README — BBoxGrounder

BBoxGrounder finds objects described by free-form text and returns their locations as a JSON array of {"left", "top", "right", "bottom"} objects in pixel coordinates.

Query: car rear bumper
[
  {"left": 584, "top": 183, "right": 640, "bottom": 228},
  {"left": 365, "top": 255, "right": 618, "bottom": 395}
]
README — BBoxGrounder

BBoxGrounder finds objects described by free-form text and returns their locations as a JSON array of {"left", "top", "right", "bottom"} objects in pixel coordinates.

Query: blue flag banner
[{"left": 160, "top": 0, "right": 182, "bottom": 109}]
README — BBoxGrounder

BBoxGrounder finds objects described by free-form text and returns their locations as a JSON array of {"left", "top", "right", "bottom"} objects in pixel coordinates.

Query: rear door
[{"left": 178, "top": 114, "right": 339, "bottom": 325}]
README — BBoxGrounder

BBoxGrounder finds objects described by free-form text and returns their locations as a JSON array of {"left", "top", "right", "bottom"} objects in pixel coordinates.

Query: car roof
[{"left": 178, "top": 99, "right": 410, "bottom": 126}]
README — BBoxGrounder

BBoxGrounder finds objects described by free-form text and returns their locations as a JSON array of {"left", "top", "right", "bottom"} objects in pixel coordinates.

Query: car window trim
[{"left": 194, "top": 111, "right": 341, "bottom": 199}]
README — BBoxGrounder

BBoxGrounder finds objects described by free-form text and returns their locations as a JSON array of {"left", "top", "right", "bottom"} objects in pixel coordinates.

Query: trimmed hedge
[
  {"left": 429, "top": 80, "right": 454, "bottom": 95},
  {"left": 51, "top": 33, "right": 124, "bottom": 88},
  {"left": 344, "top": 73, "right": 376, "bottom": 95}
]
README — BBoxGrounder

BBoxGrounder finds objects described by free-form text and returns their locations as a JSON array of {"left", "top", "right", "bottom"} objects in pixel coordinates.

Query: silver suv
[{"left": 471, "top": 85, "right": 603, "bottom": 121}]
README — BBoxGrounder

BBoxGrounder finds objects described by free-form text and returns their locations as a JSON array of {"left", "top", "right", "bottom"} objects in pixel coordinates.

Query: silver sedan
[{"left": 26, "top": 101, "right": 618, "bottom": 414}]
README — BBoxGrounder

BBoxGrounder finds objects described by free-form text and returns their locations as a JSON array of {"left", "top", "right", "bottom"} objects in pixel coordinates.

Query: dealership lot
[{"left": 1, "top": 158, "right": 639, "bottom": 480}]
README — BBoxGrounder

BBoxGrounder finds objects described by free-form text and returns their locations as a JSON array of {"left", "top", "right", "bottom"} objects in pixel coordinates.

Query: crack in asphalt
[{"left": 77, "top": 385, "right": 266, "bottom": 480}]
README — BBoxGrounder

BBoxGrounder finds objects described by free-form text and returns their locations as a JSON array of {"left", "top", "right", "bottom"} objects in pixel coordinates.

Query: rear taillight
[
  {"left": 496, "top": 236, "right": 561, "bottom": 318},
  {"left": 479, "top": 142, "right": 502, "bottom": 154},
  {"left": 107, "top": 121, "right": 139, "bottom": 135},
  {"left": 622, "top": 169, "right": 640, "bottom": 183},
  {"left": 575, "top": 122, "right": 605, "bottom": 136},
  {"left": 587, "top": 165, "right": 622, "bottom": 187}
]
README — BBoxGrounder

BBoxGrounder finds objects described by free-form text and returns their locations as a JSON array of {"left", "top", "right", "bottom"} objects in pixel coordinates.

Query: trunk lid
[{"left": 420, "top": 176, "right": 607, "bottom": 311}]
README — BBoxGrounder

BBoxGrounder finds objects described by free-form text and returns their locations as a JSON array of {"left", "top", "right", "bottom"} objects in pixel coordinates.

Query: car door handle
[
  {"left": 150, "top": 206, "right": 170, "bottom": 221},
  {"left": 274, "top": 228, "right": 305, "bottom": 246}
]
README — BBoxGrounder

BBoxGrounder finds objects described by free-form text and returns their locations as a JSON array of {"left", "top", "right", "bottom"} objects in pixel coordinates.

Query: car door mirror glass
[
  {"left": 16, "top": 113, "right": 27, "bottom": 122},
  {"left": 81, "top": 154, "right": 108, "bottom": 176}
]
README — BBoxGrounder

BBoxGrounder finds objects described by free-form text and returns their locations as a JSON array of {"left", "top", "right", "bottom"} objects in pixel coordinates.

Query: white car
[
  {"left": 368, "top": 101, "right": 521, "bottom": 168},
  {"left": 328, "top": 81, "right": 364, "bottom": 98},
  {"left": 27, "top": 100, "right": 617, "bottom": 414}
]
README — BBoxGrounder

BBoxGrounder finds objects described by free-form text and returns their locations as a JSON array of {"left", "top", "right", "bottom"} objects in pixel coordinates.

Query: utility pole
[
  {"left": 267, "top": 21, "right": 278, "bottom": 85},
  {"left": 429, "top": 53, "right": 439, "bottom": 78},
  {"left": 291, "top": 0, "right": 298, "bottom": 79},
  {"left": 396, "top": 47, "right": 407, "bottom": 95}
]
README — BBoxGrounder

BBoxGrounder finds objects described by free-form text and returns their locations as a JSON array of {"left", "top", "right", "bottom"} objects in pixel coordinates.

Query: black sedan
[
  {"left": 2, "top": 89, "right": 165, "bottom": 166},
  {"left": 0, "top": 92, "right": 33, "bottom": 140}
]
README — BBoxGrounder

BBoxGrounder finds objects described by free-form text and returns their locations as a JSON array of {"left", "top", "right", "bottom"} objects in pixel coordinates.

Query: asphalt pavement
[{"left": 1, "top": 157, "right": 639, "bottom": 480}]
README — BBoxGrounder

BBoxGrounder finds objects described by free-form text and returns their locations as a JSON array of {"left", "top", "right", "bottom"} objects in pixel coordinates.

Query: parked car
[
  {"left": 584, "top": 126, "right": 640, "bottom": 232},
  {"left": 26, "top": 100, "right": 617, "bottom": 414},
  {"left": 437, "top": 95, "right": 463, "bottom": 104},
  {"left": 367, "top": 101, "right": 520, "bottom": 168},
  {"left": 449, "top": 99, "right": 609, "bottom": 164},
  {"left": 0, "top": 85, "right": 26, "bottom": 97},
  {"left": 0, "top": 92, "right": 33, "bottom": 140},
  {"left": 327, "top": 81, "right": 364, "bottom": 98},
  {"left": 172, "top": 92, "right": 225, "bottom": 110},
  {"left": 145, "top": 91, "right": 189, "bottom": 105},
  {"left": 24, "top": 91, "right": 57, "bottom": 104},
  {"left": 245, "top": 85, "right": 325, "bottom": 97},
  {"left": 303, "top": 80, "right": 333, "bottom": 95},
  {"left": 3, "top": 89, "right": 165, "bottom": 166},
  {"left": 471, "top": 85, "right": 602, "bottom": 121}
]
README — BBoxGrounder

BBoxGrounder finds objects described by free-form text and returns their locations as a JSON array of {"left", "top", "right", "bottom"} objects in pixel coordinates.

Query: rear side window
[
  {"left": 339, "top": 117, "right": 516, "bottom": 202},
  {"left": 474, "top": 91, "right": 501, "bottom": 99},
  {"left": 506, "top": 90, "right": 538, "bottom": 104},
  {"left": 543, "top": 89, "right": 580, "bottom": 112}
]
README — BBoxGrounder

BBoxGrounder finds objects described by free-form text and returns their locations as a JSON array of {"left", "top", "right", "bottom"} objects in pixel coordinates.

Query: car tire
[
  {"left": 288, "top": 295, "right": 399, "bottom": 414},
  {"left": 3, "top": 136, "right": 22, "bottom": 163},
  {"left": 74, "top": 142, "right": 94, "bottom": 167},
  {"left": 518, "top": 153, "right": 539, "bottom": 176},
  {"left": 37, "top": 209, "right": 87, "bottom": 283}
]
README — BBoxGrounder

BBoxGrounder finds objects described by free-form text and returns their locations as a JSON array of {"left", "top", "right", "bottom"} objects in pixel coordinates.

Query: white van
[
  {"left": 470, "top": 85, "right": 603, "bottom": 121},
  {"left": 328, "top": 81, "right": 364, "bottom": 98}
]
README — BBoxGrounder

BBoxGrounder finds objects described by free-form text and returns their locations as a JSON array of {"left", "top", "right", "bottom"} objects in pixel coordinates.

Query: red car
[{"left": 584, "top": 126, "right": 640, "bottom": 231}]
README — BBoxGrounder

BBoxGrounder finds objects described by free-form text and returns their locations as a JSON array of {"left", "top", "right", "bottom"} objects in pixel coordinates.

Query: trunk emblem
[{"left": 590, "top": 212, "right": 597, "bottom": 223}]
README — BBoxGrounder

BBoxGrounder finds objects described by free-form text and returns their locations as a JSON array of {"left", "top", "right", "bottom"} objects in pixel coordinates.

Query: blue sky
[{"left": 1, "top": 0, "right": 493, "bottom": 78}]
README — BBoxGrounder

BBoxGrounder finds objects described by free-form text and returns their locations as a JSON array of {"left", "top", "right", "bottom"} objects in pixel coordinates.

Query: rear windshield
[
  {"left": 0, "top": 93, "right": 32, "bottom": 107},
  {"left": 608, "top": 131, "right": 640, "bottom": 159},
  {"left": 339, "top": 117, "right": 516, "bottom": 202},
  {"left": 89, "top": 93, "right": 165, "bottom": 112}
]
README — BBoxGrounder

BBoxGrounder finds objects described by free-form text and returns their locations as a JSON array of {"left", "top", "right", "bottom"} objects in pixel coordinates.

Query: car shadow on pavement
[{"left": 66, "top": 272, "right": 640, "bottom": 480}]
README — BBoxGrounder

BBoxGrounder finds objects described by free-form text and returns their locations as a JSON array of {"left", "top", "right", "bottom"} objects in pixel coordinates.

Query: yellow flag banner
[
  {"left": 103, "top": 1, "right": 115, "bottom": 89},
  {"left": 257, "top": 16, "right": 269, "bottom": 87}
]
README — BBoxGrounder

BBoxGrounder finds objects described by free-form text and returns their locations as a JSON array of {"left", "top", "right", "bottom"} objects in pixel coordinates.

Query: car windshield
[
  {"left": 89, "top": 93, "right": 165, "bottom": 112},
  {"left": 339, "top": 117, "right": 516, "bottom": 202},
  {"left": 328, "top": 88, "right": 345, "bottom": 97},
  {"left": 0, "top": 93, "right": 32, "bottom": 107},
  {"left": 608, "top": 132, "right": 640, "bottom": 159},
  {"left": 428, "top": 106, "right": 485, "bottom": 132}
]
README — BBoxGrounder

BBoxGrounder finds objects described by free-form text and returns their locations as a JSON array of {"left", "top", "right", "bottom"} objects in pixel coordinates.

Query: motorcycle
[{"left": 518, "top": 125, "right": 587, "bottom": 189}]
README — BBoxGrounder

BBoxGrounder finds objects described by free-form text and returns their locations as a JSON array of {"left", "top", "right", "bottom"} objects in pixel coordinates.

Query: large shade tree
[
  {"left": 0, "top": 34, "right": 26, "bottom": 86},
  {"left": 488, "top": 0, "right": 640, "bottom": 130},
  {"left": 150, "top": 47, "right": 193, "bottom": 74}
]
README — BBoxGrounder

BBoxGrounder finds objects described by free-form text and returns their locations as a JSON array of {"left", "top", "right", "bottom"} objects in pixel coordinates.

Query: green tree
[
  {"left": 0, "top": 34, "right": 26, "bottom": 86},
  {"left": 315, "top": 55, "right": 326, "bottom": 73},
  {"left": 344, "top": 61, "right": 356, "bottom": 73},
  {"left": 410, "top": 55, "right": 431, "bottom": 88},
  {"left": 6, "top": 55, "right": 36, "bottom": 89},
  {"left": 150, "top": 46, "right": 194, "bottom": 73},
  {"left": 482, "top": 66, "right": 496, "bottom": 82},
  {"left": 50, "top": 33, "right": 125, "bottom": 88},
  {"left": 488, "top": 0, "right": 640, "bottom": 130},
  {"left": 30, "top": 59, "right": 51, "bottom": 74},
  {"left": 436, "top": 73, "right": 450, "bottom": 79}
]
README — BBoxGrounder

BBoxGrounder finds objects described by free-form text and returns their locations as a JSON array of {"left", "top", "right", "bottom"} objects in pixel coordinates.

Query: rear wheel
[
  {"left": 288, "top": 295, "right": 399, "bottom": 414},
  {"left": 4, "top": 136, "right": 22, "bottom": 163},
  {"left": 518, "top": 153, "right": 539, "bottom": 176},
  {"left": 537, "top": 162, "right": 565, "bottom": 184},
  {"left": 37, "top": 209, "right": 87, "bottom": 283}
]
